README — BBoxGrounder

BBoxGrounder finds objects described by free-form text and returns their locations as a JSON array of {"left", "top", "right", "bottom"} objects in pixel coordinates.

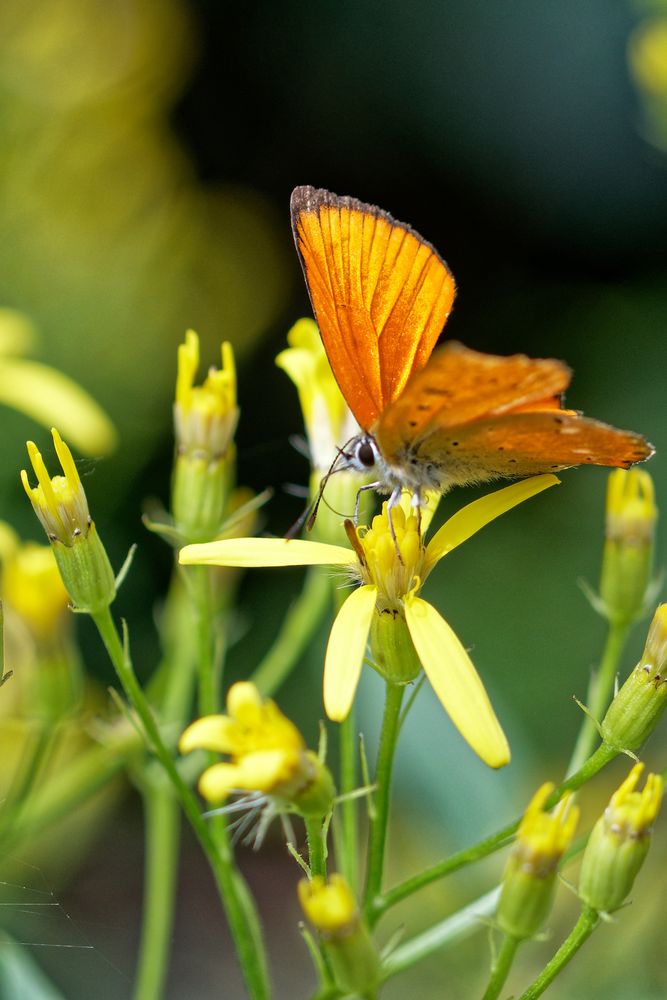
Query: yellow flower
[
  {"left": 605, "top": 468, "right": 657, "bottom": 543},
  {"left": 298, "top": 874, "right": 359, "bottom": 935},
  {"left": 172, "top": 331, "right": 240, "bottom": 541},
  {"left": 21, "top": 429, "right": 91, "bottom": 545},
  {"left": 180, "top": 474, "right": 558, "bottom": 768},
  {"left": 580, "top": 763, "right": 663, "bottom": 913},
  {"left": 276, "top": 319, "right": 358, "bottom": 475},
  {"left": 3, "top": 539, "right": 69, "bottom": 641},
  {"left": 174, "top": 329, "right": 238, "bottom": 459},
  {"left": 0, "top": 308, "right": 116, "bottom": 455},
  {"left": 497, "top": 782, "right": 579, "bottom": 940},
  {"left": 276, "top": 318, "right": 373, "bottom": 544},
  {"left": 513, "top": 783, "right": 579, "bottom": 867},
  {"left": 179, "top": 682, "right": 334, "bottom": 815},
  {"left": 599, "top": 469, "right": 657, "bottom": 625},
  {"left": 629, "top": 17, "right": 667, "bottom": 97},
  {"left": 298, "top": 874, "right": 380, "bottom": 995},
  {"left": 21, "top": 429, "right": 116, "bottom": 613}
]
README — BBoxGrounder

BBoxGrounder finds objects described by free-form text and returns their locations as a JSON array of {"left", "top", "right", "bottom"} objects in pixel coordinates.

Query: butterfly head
[{"left": 346, "top": 434, "right": 381, "bottom": 475}]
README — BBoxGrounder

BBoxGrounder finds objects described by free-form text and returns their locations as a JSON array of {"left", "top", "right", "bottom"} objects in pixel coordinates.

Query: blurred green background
[{"left": 0, "top": 1, "right": 666, "bottom": 997}]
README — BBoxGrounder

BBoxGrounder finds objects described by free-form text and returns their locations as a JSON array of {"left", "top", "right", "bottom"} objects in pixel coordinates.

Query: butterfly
[{"left": 290, "top": 185, "right": 653, "bottom": 514}]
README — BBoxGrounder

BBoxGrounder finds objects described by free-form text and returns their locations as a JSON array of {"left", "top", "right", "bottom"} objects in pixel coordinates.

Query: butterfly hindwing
[
  {"left": 291, "top": 186, "right": 456, "bottom": 430},
  {"left": 394, "top": 409, "right": 653, "bottom": 486},
  {"left": 376, "top": 342, "right": 573, "bottom": 454}
]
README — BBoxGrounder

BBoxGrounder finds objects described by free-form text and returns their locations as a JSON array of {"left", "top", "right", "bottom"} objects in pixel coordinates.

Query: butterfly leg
[
  {"left": 353, "top": 481, "right": 382, "bottom": 525},
  {"left": 386, "top": 486, "right": 405, "bottom": 564}
]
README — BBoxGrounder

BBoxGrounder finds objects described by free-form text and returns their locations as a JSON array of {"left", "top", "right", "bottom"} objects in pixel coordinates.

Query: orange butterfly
[{"left": 291, "top": 186, "right": 653, "bottom": 511}]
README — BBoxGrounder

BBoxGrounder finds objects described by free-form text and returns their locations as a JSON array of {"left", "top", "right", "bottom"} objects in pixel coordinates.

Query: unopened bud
[
  {"left": 601, "top": 604, "right": 667, "bottom": 752},
  {"left": 599, "top": 469, "right": 657, "bottom": 625},
  {"left": 497, "top": 784, "right": 579, "bottom": 940},
  {"left": 298, "top": 875, "right": 380, "bottom": 994},
  {"left": 21, "top": 430, "right": 115, "bottom": 614},
  {"left": 579, "top": 763, "right": 662, "bottom": 912},
  {"left": 172, "top": 331, "right": 238, "bottom": 542}
]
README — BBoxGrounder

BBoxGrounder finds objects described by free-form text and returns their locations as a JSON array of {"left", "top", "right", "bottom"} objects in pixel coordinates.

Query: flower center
[{"left": 355, "top": 503, "right": 426, "bottom": 610}]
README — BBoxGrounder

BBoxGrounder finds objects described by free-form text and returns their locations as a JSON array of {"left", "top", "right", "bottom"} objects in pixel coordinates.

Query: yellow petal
[
  {"left": 324, "top": 585, "right": 377, "bottom": 721},
  {"left": 425, "top": 475, "right": 559, "bottom": 568},
  {"left": 404, "top": 595, "right": 510, "bottom": 768},
  {"left": 198, "top": 762, "right": 243, "bottom": 802},
  {"left": 0, "top": 358, "right": 117, "bottom": 455},
  {"left": 179, "top": 715, "right": 237, "bottom": 754},
  {"left": 180, "top": 536, "right": 356, "bottom": 568},
  {"left": 227, "top": 681, "right": 263, "bottom": 716},
  {"left": 198, "top": 750, "right": 299, "bottom": 801}
]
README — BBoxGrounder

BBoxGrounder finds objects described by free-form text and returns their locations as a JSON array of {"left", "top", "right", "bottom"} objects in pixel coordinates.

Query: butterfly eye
[{"left": 356, "top": 440, "right": 376, "bottom": 469}]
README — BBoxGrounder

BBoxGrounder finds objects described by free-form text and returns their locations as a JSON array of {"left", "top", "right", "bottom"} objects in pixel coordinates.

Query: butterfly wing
[
  {"left": 376, "top": 342, "right": 573, "bottom": 446},
  {"left": 376, "top": 343, "right": 652, "bottom": 486},
  {"left": 291, "top": 186, "right": 456, "bottom": 431},
  {"left": 408, "top": 410, "right": 652, "bottom": 485}
]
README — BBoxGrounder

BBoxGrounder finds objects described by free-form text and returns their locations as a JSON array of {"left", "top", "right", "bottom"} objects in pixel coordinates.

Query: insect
[{"left": 290, "top": 185, "right": 653, "bottom": 519}]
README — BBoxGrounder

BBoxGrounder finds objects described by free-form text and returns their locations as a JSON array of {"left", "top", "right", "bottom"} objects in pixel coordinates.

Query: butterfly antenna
[
  {"left": 285, "top": 497, "right": 317, "bottom": 540},
  {"left": 305, "top": 438, "right": 360, "bottom": 531},
  {"left": 285, "top": 440, "right": 355, "bottom": 539}
]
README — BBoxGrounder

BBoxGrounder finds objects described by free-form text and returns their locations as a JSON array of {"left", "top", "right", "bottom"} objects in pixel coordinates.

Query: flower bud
[
  {"left": 579, "top": 763, "right": 662, "bottom": 912},
  {"left": 601, "top": 604, "right": 667, "bottom": 752},
  {"left": 599, "top": 469, "right": 657, "bottom": 625},
  {"left": 171, "top": 331, "right": 238, "bottom": 542},
  {"left": 298, "top": 874, "right": 380, "bottom": 994},
  {"left": 21, "top": 430, "right": 115, "bottom": 614},
  {"left": 497, "top": 783, "right": 579, "bottom": 940}
]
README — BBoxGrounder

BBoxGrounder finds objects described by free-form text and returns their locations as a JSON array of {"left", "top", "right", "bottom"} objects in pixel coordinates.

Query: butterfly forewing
[{"left": 291, "top": 186, "right": 456, "bottom": 430}]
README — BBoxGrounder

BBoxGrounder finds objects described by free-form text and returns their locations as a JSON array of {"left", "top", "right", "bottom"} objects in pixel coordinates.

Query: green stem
[
  {"left": 373, "top": 742, "right": 616, "bottom": 920},
  {"left": 380, "top": 886, "right": 500, "bottom": 981},
  {"left": 91, "top": 606, "right": 270, "bottom": 1000},
  {"left": 134, "top": 575, "right": 196, "bottom": 1000},
  {"left": 306, "top": 815, "right": 327, "bottom": 879},
  {"left": 133, "top": 771, "right": 180, "bottom": 1000},
  {"left": 251, "top": 567, "right": 331, "bottom": 697},
  {"left": 518, "top": 906, "right": 600, "bottom": 999},
  {"left": 336, "top": 708, "right": 359, "bottom": 892},
  {"left": 364, "top": 682, "right": 404, "bottom": 922},
  {"left": 567, "top": 620, "right": 630, "bottom": 776},
  {"left": 482, "top": 934, "right": 521, "bottom": 1000},
  {"left": 192, "top": 565, "right": 222, "bottom": 717}
]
